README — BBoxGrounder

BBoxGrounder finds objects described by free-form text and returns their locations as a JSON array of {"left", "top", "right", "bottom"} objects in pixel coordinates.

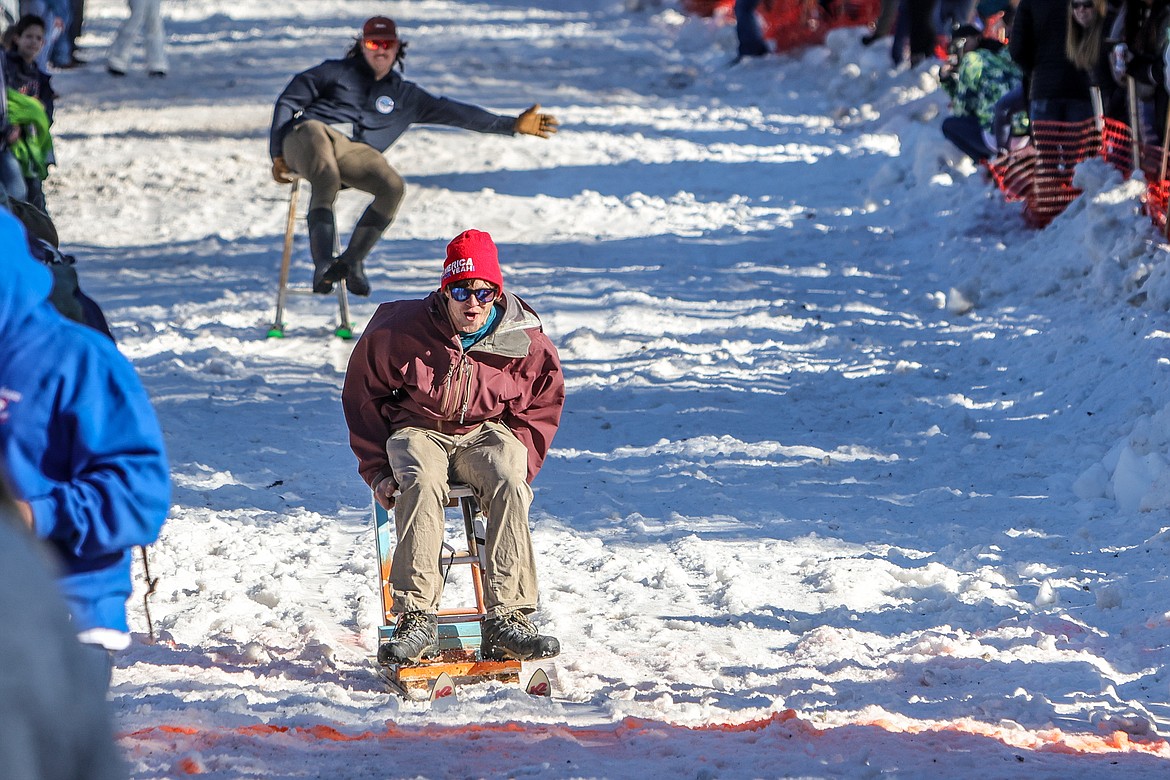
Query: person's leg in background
[
  {"left": 141, "top": 0, "right": 165, "bottom": 76},
  {"left": 0, "top": 151, "right": 29, "bottom": 203},
  {"left": 106, "top": 0, "right": 141, "bottom": 75},
  {"left": 942, "top": 115, "right": 994, "bottom": 161},
  {"left": 46, "top": 0, "right": 72, "bottom": 67},
  {"left": 334, "top": 142, "right": 404, "bottom": 297},
  {"left": 906, "top": 0, "right": 938, "bottom": 65},
  {"left": 64, "top": 0, "right": 84, "bottom": 65},
  {"left": 734, "top": 0, "right": 769, "bottom": 60}
]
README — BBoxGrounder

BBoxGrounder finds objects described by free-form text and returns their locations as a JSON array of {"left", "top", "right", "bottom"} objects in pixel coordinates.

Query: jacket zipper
[
  {"left": 441, "top": 359, "right": 459, "bottom": 420},
  {"left": 441, "top": 351, "right": 476, "bottom": 424},
  {"left": 459, "top": 360, "right": 475, "bottom": 424}
]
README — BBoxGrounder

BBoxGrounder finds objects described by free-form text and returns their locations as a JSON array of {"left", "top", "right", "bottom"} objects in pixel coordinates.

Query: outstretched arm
[{"left": 407, "top": 83, "right": 556, "bottom": 137}]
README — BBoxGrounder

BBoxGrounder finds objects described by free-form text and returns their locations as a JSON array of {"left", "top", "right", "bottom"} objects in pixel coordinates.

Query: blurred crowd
[
  {"left": 921, "top": 0, "right": 1170, "bottom": 166},
  {"left": 0, "top": 6, "right": 173, "bottom": 780},
  {"left": 0, "top": 1, "right": 169, "bottom": 217},
  {"left": 724, "top": 0, "right": 1170, "bottom": 223}
]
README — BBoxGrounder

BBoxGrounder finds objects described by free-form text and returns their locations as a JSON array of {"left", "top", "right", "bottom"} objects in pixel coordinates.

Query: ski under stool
[
  {"left": 266, "top": 178, "right": 354, "bottom": 340},
  {"left": 374, "top": 483, "right": 543, "bottom": 696}
]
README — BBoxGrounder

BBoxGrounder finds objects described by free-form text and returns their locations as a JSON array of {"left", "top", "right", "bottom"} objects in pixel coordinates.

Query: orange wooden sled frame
[{"left": 373, "top": 484, "right": 521, "bottom": 690}]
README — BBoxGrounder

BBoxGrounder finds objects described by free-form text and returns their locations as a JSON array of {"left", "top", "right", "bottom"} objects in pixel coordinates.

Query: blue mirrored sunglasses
[{"left": 448, "top": 286, "right": 498, "bottom": 304}]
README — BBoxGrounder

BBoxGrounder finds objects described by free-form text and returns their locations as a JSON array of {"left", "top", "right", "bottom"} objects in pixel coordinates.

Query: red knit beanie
[{"left": 441, "top": 229, "right": 504, "bottom": 292}]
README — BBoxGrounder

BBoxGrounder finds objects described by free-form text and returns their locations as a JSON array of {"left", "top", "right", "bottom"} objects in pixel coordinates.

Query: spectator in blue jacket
[
  {"left": 269, "top": 16, "right": 559, "bottom": 298},
  {"left": 0, "top": 207, "right": 170, "bottom": 685}
]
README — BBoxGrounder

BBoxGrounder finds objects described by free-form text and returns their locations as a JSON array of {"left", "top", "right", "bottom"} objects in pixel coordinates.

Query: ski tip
[
  {"left": 429, "top": 671, "right": 457, "bottom": 702},
  {"left": 525, "top": 667, "right": 551, "bottom": 697}
]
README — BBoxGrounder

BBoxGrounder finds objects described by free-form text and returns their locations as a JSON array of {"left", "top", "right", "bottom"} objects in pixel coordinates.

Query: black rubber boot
[
  {"left": 338, "top": 209, "right": 390, "bottom": 297},
  {"left": 307, "top": 208, "right": 345, "bottom": 294},
  {"left": 377, "top": 611, "right": 439, "bottom": 666},
  {"left": 481, "top": 610, "right": 560, "bottom": 661}
]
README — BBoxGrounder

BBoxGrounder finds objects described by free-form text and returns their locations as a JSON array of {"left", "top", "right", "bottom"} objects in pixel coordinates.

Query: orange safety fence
[
  {"left": 985, "top": 118, "right": 1170, "bottom": 230},
  {"left": 1140, "top": 140, "right": 1170, "bottom": 232},
  {"left": 682, "top": 0, "right": 881, "bottom": 51},
  {"left": 1148, "top": 178, "right": 1169, "bottom": 231},
  {"left": 684, "top": 0, "right": 1170, "bottom": 233}
]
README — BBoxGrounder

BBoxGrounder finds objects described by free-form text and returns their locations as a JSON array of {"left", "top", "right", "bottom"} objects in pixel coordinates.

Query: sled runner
[
  {"left": 373, "top": 483, "right": 530, "bottom": 694},
  {"left": 267, "top": 178, "right": 354, "bottom": 340}
]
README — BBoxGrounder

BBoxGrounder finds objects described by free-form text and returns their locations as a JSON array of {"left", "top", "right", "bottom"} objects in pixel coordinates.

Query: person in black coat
[
  {"left": 1108, "top": 0, "right": 1170, "bottom": 142},
  {"left": 1066, "top": 0, "right": 1124, "bottom": 121},
  {"left": 1011, "top": 0, "right": 1094, "bottom": 122},
  {"left": 269, "top": 16, "right": 559, "bottom": 297}
]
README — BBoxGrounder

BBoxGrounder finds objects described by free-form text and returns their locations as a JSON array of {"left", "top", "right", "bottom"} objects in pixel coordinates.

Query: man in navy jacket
[
  {"left": 0, "top": 207, "right": 170, "bottom": 683},
  {"left": 269, "top": 16, "right": 559, "bottom": 297}
]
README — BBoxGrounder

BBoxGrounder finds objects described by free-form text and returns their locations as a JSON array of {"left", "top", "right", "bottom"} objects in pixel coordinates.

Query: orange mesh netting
[
  {"left": 681, "top": 0, "right": 725, "bottom": 15},
  {"left": 681, "top": 1, "right": 1170, "bottom": 231},
  {"left": 682, "top": 0, "right": 881, "bottom": 51},
  {"left": 987, "top": 118, "right": 1138, "bottom": 228},
  {"left": 1147, "top": 176, "right": 1169, "bottom": 230},
  {"left": 1139, "top": 141, "right": 1170, "bottom": 231}
]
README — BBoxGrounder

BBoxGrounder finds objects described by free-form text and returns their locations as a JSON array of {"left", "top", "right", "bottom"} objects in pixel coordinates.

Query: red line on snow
[{"left": 121, "top": 708, "right": 1170, "bottom": 770}]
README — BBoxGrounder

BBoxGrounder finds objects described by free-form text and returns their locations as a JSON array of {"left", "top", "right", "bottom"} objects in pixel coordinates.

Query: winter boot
[
  {"left": 307, "top": 208, "right": 345, "bottom": 294},
  {"left": 481, "top": 610, "right": 560, "bottom": 661},
  {"left": 377, "top": 611, "right": 439, "bottom": 666},
  {"left": 337, "top": 209, "right": 390, "bottom": 297}
]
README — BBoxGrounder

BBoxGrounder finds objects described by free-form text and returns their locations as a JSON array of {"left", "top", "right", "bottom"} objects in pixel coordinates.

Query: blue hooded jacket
[{"left": 0, "top": 209, "right": 170, "bottom": 638}]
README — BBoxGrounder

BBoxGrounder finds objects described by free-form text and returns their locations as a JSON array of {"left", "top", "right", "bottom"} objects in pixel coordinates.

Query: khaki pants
[
  {"left": 281, "top": 120, "right": 405, "bottom": 223},
  {"left": 385, "top": 422, "right": 538, "bottom": 618}
]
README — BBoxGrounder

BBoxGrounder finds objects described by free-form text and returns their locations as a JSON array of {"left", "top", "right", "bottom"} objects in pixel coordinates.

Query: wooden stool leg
[
  {"left": 460, "top": 495, "right": 488, "bottom": 618},
  {"left": 267, "top": 179, "right": 300, "bottom": 338}
]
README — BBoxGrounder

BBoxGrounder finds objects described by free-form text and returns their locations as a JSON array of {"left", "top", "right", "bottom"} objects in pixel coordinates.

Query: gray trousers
[
  {"left": 385, "top": 422, "right": 538, "bottom": 618},
  {"left": 106, "top": 0, "right": 167, "bottom": 74},
  {"left": 281, "top": 120, "right": 405, "bottom": 224}
]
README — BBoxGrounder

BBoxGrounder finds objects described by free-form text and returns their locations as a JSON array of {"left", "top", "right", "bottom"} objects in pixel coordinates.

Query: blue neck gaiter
[{"left": 459, "top": 304, "right": 500, "bottom": 350}]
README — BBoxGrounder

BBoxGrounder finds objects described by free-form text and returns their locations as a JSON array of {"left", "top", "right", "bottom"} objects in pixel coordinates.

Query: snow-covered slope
[{"left": 38, "top": 0, "right": 1170, "bottom": 776}]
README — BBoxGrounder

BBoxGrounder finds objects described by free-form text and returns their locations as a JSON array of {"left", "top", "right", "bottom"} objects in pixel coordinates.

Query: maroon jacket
[{"left": 342, "top": 290, "right": 564, "bottom": 489}]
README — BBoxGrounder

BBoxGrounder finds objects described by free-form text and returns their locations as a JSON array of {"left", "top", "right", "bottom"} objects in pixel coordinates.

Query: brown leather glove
[
  {"left": 271, "top": 156, "right": 295, "bottom": 184},
  {"left": 514, "top": 104, "right": 559, "bottom": 139}
]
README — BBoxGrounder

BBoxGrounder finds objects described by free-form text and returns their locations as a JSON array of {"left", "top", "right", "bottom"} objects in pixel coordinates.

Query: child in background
[{"left": 3, "top": 14, "right": 55, "bottom": 212}]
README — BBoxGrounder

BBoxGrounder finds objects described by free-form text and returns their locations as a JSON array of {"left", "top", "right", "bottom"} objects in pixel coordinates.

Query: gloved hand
[
  {"left": 1126, "top": 54, "right": 1159, "bottom": 86},
  {"left": 373, "top": 475, "right": 399, "bottom": 510},
  {"left": 514, "top": 104, "right": 559, "bottom": 138},
  {"left": 271, "top": 156, "right": 294, "bottom": 184}
]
